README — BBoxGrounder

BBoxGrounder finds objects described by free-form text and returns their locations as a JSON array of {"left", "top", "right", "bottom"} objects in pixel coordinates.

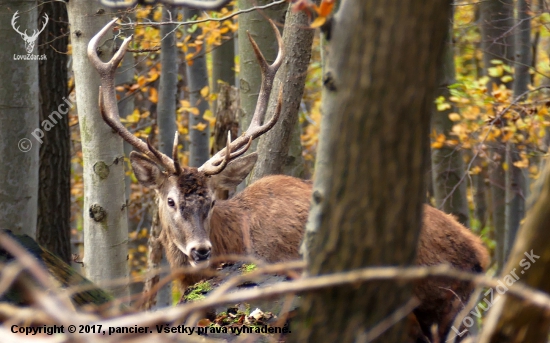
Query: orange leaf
[
  {"left": 149, "top": 87, "right": 158, "bottom": 104},
  {"left": 317, "top": 0, "right": 335, "bottom": 17}
]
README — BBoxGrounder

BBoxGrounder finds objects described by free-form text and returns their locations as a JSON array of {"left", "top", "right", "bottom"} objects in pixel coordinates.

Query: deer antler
[
  {"left": 89, "top": 18, "right": 178, "bottom": 174},
  {"left": 198, "top": 19, "right": 285, "bottom": 176}
]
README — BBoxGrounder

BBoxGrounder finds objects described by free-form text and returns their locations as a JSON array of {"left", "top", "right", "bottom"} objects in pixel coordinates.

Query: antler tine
[
  {"left": 246, "top": 19, "right": 284, "bottom": 130},
  {"left": 91, "top": 19, "right": 177, "bottom": 174},
  {"left": 172, "top": 132, "right": 182, "bottom": 175},
  {"left": 198, "top": 19, "right": 284, "bottom": 176}
]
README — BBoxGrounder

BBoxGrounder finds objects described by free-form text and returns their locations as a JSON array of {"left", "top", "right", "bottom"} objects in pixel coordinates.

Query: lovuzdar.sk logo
[{"left": 11, "top": 10, "right": 48, "bottom": 60}]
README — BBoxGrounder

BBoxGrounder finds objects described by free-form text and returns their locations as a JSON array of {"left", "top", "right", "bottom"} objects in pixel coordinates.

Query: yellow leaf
[
  {"left": 200, "top": 86, "right": 209, "bottom": 98},
  {"left": 502, "top": 162, "right": 509, "bottom": 171},
  {"left": 310, "top": 16, "right": 326, "bottom": 29},
  {"left": 437, "top": 103, "right": 451, "bottom": 111},
  {"left": 469, "top": 166, "right": 482, "bottom": 175},
  {"left": 488, "top": 66, "right": 503, "bottom": 77},
  {"left": 448, "top": 113, "right": 461, "bottom": 121},
  {"left": 501, "top": 75, "right": 513, "bottom": 83},
  {"left": 189, "top": 107, "right": 199, "bottom": 115},
  {"left": 513, "top": 160, "right": 529, "bottom": 168},
  {"left": 192, "top": 122, "right": 208, "bottom": 131}
]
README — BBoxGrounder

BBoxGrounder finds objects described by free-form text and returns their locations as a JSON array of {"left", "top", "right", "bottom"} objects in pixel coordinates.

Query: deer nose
[{"left": 191, "top": 246, "right": 211, "bottom": 262}]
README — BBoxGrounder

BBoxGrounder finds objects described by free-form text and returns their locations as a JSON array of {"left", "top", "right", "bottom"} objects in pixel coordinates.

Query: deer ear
[
  {"left": 209, "top": 152, "right": 258, "bottom": 192},
  {"left": 129, "top": 152, "right": 166, "bottom": 189}
]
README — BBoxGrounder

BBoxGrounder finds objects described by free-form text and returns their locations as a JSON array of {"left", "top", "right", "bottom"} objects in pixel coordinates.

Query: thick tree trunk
[
  {"left": 36, "top": 0, "right": 71, "bottom": 264},
  {"left": 67, "top": 1, "right": 129, "bottom": 299},
  {"left": 293, "top": 1, "right": 450, "bottom": 342},
  {"left": 0, "top": 0, "right": 39, "bottom": 239},
  {"left": 183, "top": 9, "right": 211, "bottom": 167},
  {"left": 250, "top": 7, "right": 313, "bottom": 182},
  {"left": 480, "top": 0, "right": 514, "bottom": 272},
  {"left": 431, "top": 21, "right": 469, "bottom": 226},
  {"left": 237, "top": 0, "right": 287, "bottom": 179}
]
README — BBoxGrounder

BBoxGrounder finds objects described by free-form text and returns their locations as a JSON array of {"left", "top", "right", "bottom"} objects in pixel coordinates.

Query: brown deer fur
[
  {"left": 130, "top": 146, "right": 488, "bottom": 340},
  {"left": 156, "top": 169, "right": 488, "bottom": 341},
  {"left": 88, "top": 19, "right": 488, "bottom": 341}
]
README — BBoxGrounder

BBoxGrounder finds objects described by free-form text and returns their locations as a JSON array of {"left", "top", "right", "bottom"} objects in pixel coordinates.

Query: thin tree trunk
[
  {"left": 36, "top": 0, "right": 71, "bottom": 264},
  {"left": 504, "top": 0, "right": 531, "bottom": 261},
  {"left": 67, "top": 1, "right": 129, "bottom": 298},
  {"left": 431, "top": 19, "right": 469, "bottom": 226},
  {"left": 183, "top": 9, "right": 211, "bottom": 167},
  {"left": 211, "top": 12, "right": 235, "bottom": 117},
  {"left": 0, "top": 1, "right": 39, "bottom": 239},
  {"left": 250, "top": 7, "right": 313, "bottom": 182},
  {"left": 147, "top": 4, "right": 179, "bottom": 309},
  {"left": 480, "top": 0, "right": 514, "bottom": 272},
  {"left": 237, "top": 0, "right": 287, "bottom": 182},
  {"left": 293, "top": 1, "right": 450, "bottom": 341}
]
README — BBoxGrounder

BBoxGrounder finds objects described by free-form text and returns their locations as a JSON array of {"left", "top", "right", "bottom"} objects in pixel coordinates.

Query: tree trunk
[
  {"left": 293, "top": 1, "right": 450, "bottom": 342},
  {"left": 480, "top": 0, "right": 514, "bottom": 272},
  {"left": 250, "top": 7, "right": 313, "bottom": 183},
  {"left": 211, "top": 11, "right": 235, "bottom": 117},
  {"left": 0, "top": 0, "right": 39, "bottom": 239},
  {"left": 431, "top": 19, "right": 469, "bottom": 226},
  {"left": 237, "top": 0, "right": 287, "bottom": 179},
  {"left": 148, "top": 5, "right": 179, "bottom": 309},
  {"left": 183, "top": 9, "right": 211, "bottom": 167},
  {"left": 478, "top": 136, "right": 550, "bottom": 343},
  {"left": 504, "top": 0, "right": 531, "bottom": 261},
  {"left": 67, "top": 1, "right": 129, "bottom": 299},
  {"left": 36, "top": 0, "right": 71, "bottom": 264}
]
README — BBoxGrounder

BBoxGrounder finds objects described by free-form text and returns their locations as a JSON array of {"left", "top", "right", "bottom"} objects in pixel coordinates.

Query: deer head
[
  {"left": 88, "top": 18, "right": 284, "bottom": 266},
  {"left": 11, "top": 11, "right": 48, "bottom": 53}
]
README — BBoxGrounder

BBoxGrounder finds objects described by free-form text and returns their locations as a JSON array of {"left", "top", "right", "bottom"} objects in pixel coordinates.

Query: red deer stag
[{"left": 89, "top": 19, "right": 488, "bottom": 342}]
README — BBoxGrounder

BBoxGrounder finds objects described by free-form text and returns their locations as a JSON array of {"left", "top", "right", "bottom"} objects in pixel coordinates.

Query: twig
[
  {"left": 118, "top": 0, "right": 287, "bottom": 28},
  {"left": 94, "top": 264, "right": 550, "bottom": 338}
]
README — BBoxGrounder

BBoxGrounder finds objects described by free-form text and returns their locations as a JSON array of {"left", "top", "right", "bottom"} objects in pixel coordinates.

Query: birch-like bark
[{"left": 67, "top": 1, "right": 129, "bottom": 298}]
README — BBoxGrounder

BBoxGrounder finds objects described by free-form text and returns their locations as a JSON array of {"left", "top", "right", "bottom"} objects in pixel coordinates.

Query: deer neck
[{"left": 207, "top": 200, "right": 248, "bottom": 257}]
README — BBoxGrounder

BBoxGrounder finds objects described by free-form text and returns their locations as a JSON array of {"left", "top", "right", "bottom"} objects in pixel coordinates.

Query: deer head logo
[{"left": 11, "top": 11, "right": 49, "bottom": 54}]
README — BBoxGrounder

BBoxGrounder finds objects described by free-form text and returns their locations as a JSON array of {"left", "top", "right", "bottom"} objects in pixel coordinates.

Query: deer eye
[{"left": 167, "top": 198, "right": 175, "bottom": 207}]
